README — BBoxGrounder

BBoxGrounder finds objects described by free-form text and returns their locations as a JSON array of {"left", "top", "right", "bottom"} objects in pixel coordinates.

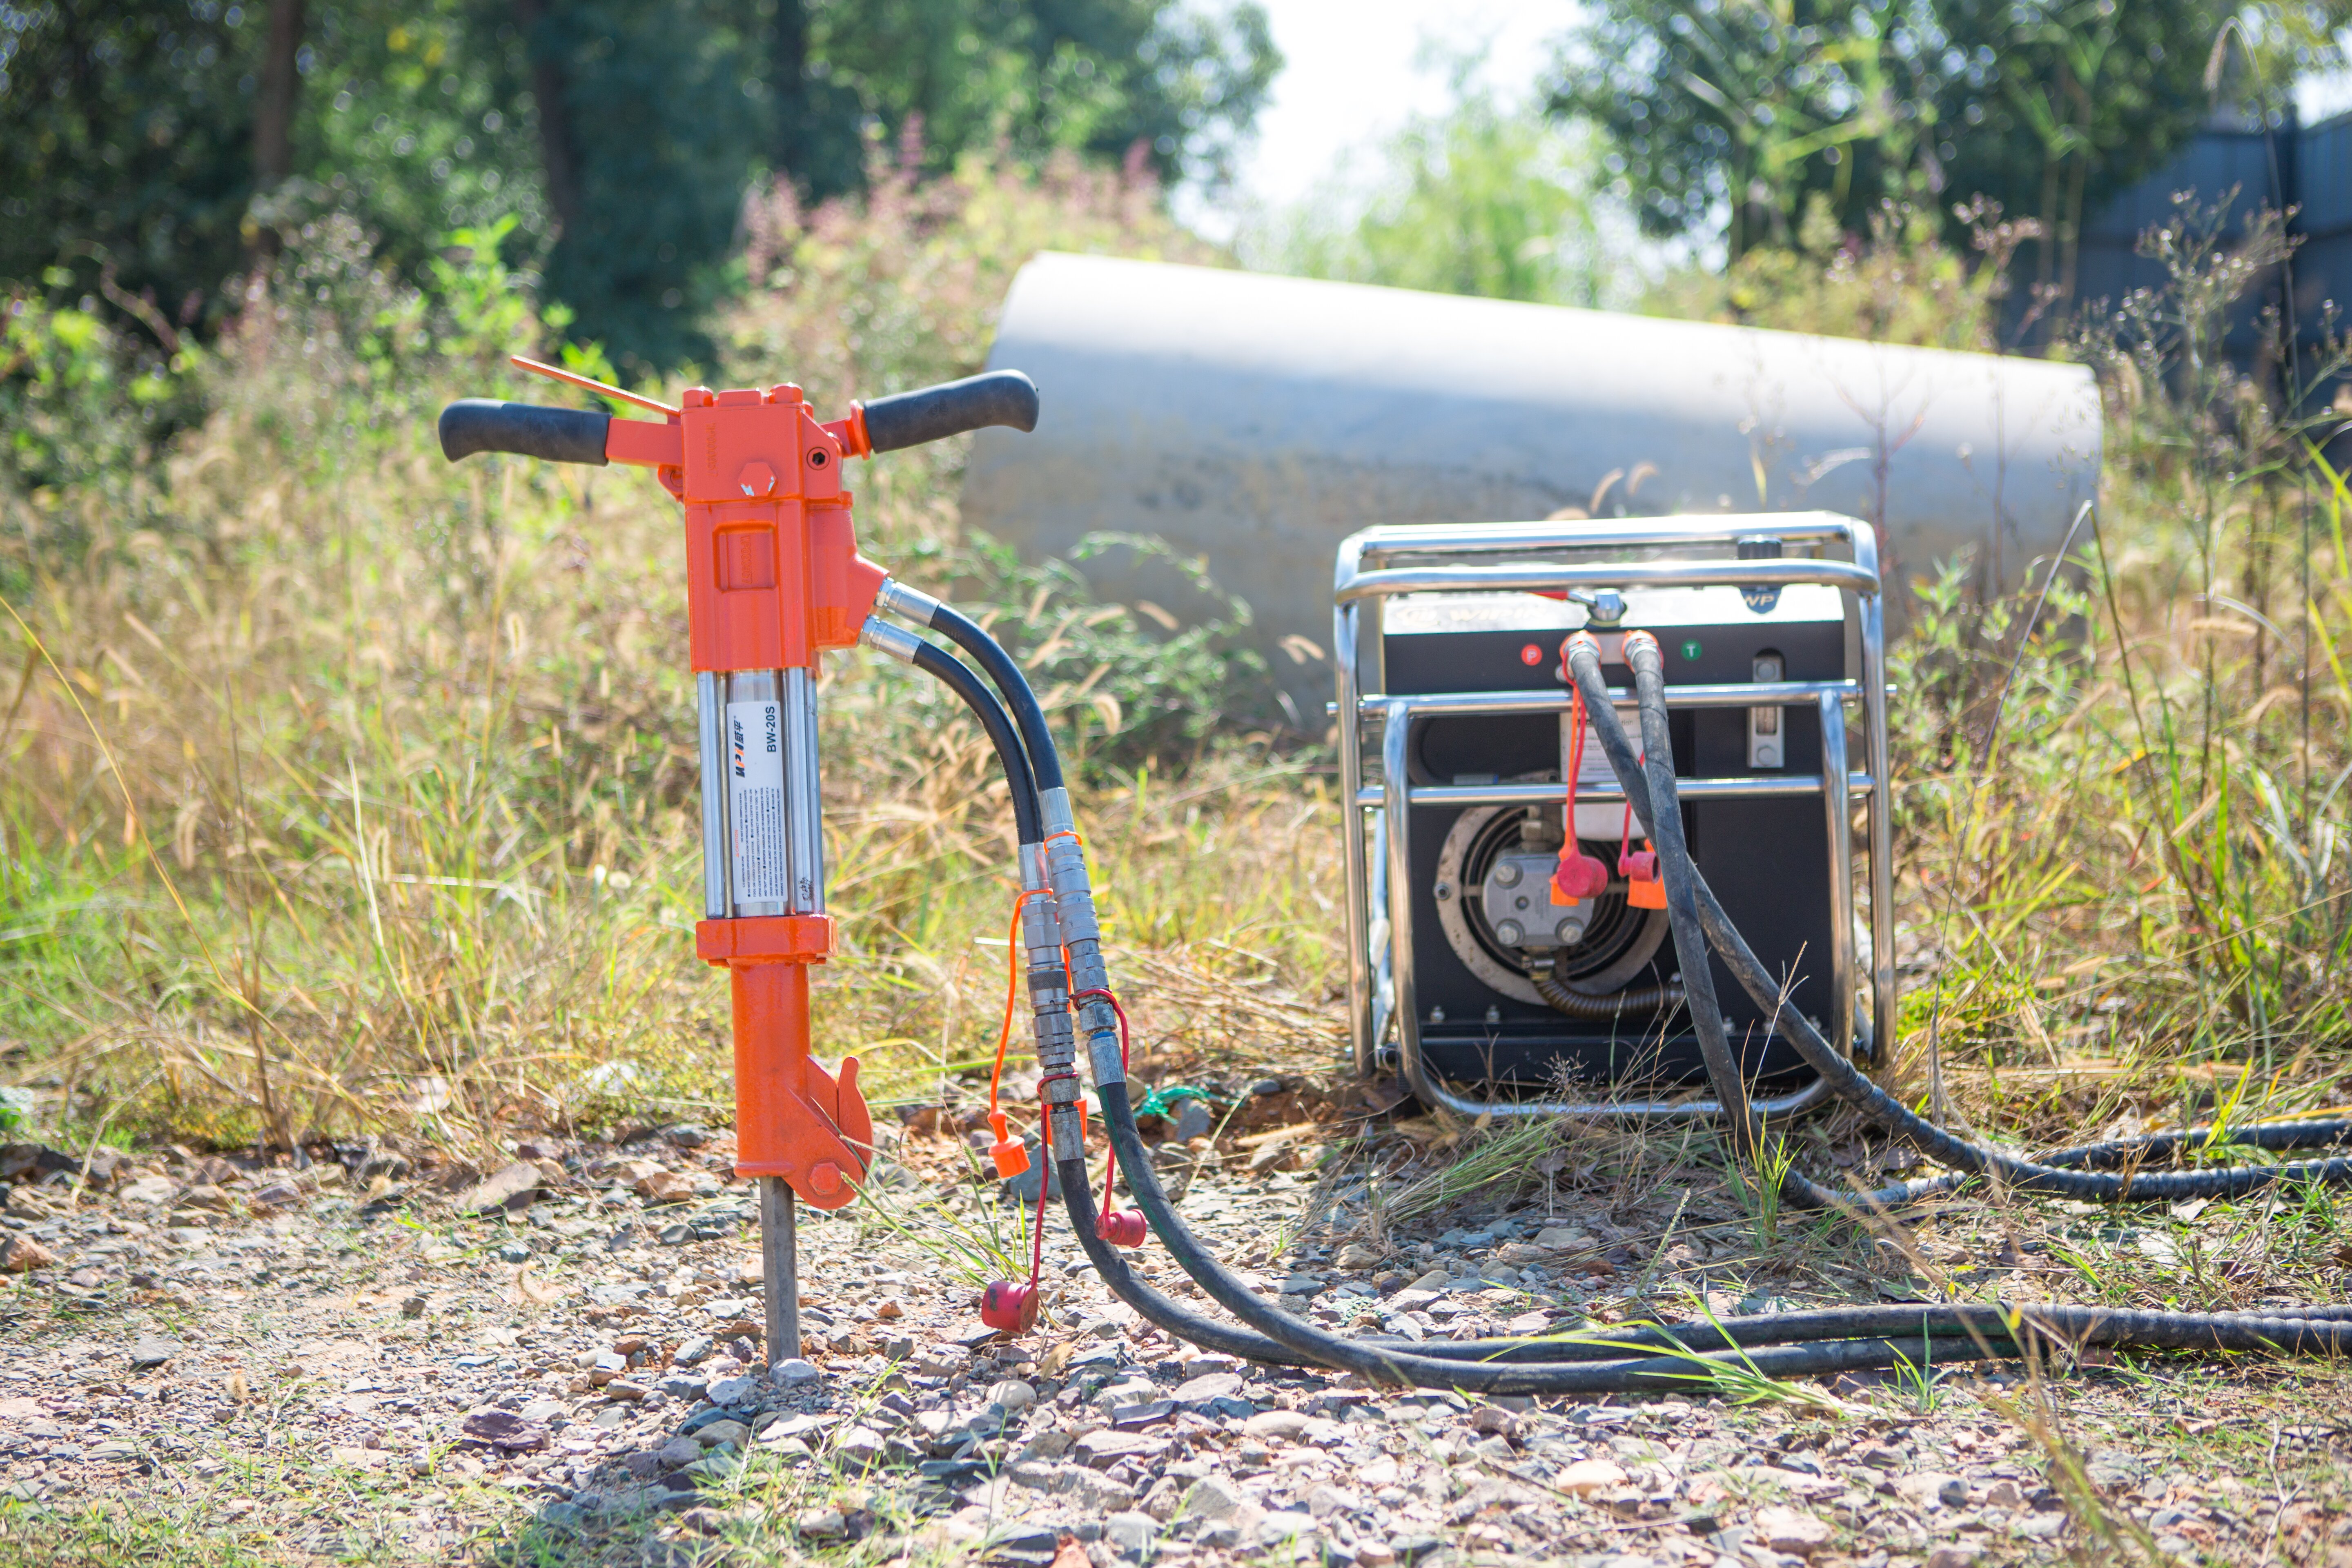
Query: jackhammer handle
[
  {"left": 860, "top": 369, "right": 1039, "bottom": 454},
  {"left": 438, "top": 399, "right": 611, "bottom": 465}
]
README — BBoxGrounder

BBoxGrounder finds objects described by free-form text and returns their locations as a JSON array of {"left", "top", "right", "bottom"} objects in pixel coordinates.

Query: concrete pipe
[{"left": 962, "top": 252, "right": 2102, "bottom": 716}]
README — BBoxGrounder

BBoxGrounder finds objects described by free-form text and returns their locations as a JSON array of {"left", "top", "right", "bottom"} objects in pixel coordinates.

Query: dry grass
[
  {"left": 2, "top": 171, "right": 2349, "bottom": 1258},
  {"left": 0, "top": 158, "right": 1321, "bottom": 1163}
]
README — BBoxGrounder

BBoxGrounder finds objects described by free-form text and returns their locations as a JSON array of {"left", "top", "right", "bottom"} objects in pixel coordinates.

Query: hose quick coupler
[
  {"left": 1621, "top": 628, "right": 1663, "bottom": 675},
  {"left": 857, "top": 615, "right": 926, "bottom": 665},
  {"left": 873, "top": 577, "right": 945, "bottom": 628}
]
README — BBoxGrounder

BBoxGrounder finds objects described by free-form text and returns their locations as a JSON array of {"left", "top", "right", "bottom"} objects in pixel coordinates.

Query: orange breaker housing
[{"left": 605, "top": 383, "right": 884, "bottom": 1208}]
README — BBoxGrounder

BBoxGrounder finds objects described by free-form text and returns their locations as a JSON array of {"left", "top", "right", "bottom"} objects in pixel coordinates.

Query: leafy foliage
[
  {"left": 0, "top": 0, "right": 1276, "bottom": 369},
  {"left": 1547, "top": 0, "right": 2352, "bottom": 282}
]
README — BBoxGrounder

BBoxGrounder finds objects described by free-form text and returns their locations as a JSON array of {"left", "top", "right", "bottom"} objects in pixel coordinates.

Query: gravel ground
[{"left": 1, "top": 1096, "right": 2348, "bottom": 1568}]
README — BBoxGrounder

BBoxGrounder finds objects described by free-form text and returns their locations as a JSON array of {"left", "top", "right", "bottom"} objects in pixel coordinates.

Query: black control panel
[{"left": 1383, "top": 586, "right": 1844, "bottom": 1091}]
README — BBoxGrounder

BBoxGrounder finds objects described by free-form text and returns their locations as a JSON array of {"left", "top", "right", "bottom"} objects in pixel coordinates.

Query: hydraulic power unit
[{"left": 1336, "top": 514, "right": 1892, "bottom": 1116}]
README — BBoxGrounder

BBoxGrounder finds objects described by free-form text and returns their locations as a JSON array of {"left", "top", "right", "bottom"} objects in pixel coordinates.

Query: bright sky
[{"left": 1234, "top": 0, "right": 1572, "bottom": 206}]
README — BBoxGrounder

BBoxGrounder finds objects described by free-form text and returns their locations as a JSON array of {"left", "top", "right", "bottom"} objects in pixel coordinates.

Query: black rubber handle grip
[
  {"left": 438, "top": 399, "right": 611, "bottom": 464},
  {"left": 860, "top": 370, "right": 1039, "bottom": 454}
]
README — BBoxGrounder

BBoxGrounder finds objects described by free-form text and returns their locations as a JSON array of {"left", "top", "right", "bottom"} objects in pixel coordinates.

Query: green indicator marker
[{"left": 1680, "top": 639, "right": 1702, "bottom": 661}]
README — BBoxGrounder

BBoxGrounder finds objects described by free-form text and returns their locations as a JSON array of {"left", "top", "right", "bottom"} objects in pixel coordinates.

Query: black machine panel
[{"left": 1383, "top": 586, "right": 1844, "bottom": 1091}]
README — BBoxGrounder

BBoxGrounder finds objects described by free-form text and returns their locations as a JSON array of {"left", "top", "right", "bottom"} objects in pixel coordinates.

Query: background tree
[
  {"left": 1548, "top": 0, "right": 2352, "bottom": 291},
  {"left": 0, "top": 0, "right": 1276, "bottom": 368}
]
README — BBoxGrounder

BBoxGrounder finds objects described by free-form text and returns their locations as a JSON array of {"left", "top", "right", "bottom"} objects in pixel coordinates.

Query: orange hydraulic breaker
[{"left": 439, "top": 356, "right": 1038, "bottom": 1369}]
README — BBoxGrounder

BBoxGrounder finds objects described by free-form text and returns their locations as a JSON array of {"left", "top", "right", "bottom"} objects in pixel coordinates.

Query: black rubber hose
[
  {"left": 1055, "top": 1155, "right": 1300, "bottom": 1365},
  {"left": 1626, "top": 633, "right": 1758, "bottom": 1158},
  {"left": 1060, "top": 1145, "right": 2352, "bottom": 1368},
  {"left": 907, "top": 639, "right": 1041, "bottom": 845},
  {"left": 1530, "top": 969, "right": 1682, "bottom": 1020},
  {"left": 923, "top": 602, "right": 1064, "bottom": 793},
  {"left": 1564, "top": 639, "right": 2352, "bottom": 1207}
]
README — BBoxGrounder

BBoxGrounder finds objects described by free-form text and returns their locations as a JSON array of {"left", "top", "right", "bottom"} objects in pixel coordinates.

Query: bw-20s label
[{"left": 727, "top": 699, "right": 789, "bottom": 904}]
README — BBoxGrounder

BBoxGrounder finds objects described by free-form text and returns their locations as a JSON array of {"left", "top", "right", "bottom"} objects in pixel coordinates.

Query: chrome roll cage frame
[{"left": 1332, "top": 513, "right": 1894, "bottom": 1122}]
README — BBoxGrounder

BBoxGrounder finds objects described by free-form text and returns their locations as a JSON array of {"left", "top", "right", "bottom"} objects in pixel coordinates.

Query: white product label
[{"left": 727, "top": 699, "right": 789, "bottom": 904}]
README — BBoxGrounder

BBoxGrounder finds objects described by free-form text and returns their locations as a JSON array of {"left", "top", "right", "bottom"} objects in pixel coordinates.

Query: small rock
[
  {"left": 520, "top": 1400, "right": 567, "bottom": 1425},
  {"left": 606, "top": 1379, "right": 649, "bottom": 1401},
  {"left": 706, "top": 1375, "right": 759, "bottom": 1406},
  {"left": 794, "top": 1507, "right": 846, "bottom": 1538},
  {"left": 1554, "top": 1459, "right": 1628, "bottom": 1497},
  {"left": 1172, "top": 1372, "right": 1245, "bottom": 1404},
  {"left": 128, "top": 1336, "right": 180, "bottom": 1371},
  {"left": 694, "top": 1419, "right": 751, "bottom": 1449},
  {"left": 461, "top": 1409, "right": 547, "bottom": 1452},
  {"left": 1076, "top": 1429, "right": 1168, "bottom": 1468},
  {"left": 989, "top": 1379, "right": 1037, "bottom": 1410},
  {"left": 1897, "top": 1471, "right": 1967, "bottom": 1509},
  {"left": 178, "top": 1183, "right": 234, "bottom": 1213},
  {"left": 1468, "top": 1406, "right": 1520, "bottom": 1440},
  {"left": 834, "top": 1426, "right": 885, "bottom": 1466},
  {"left": 635, "top": 1169, "right": 696, "bottom": 1204},
  {"left": 673, "top": 1334, "right": 713, "bottom": 1366},
  {"left": 771, "top": 1358, "right": 820, "bottom": 1388},
  {"left": 655, "top": 1437, "right": 703, "bottom": 1470},
  {"left": 1178, "top": 1474, "right": 1248, "bottom": 1521},
  {"left": 0, "top": 1236, "right": 56, "bottom": 1273},
  {"left": 1241, "top": 1409, "right": 1310, "bottom": 1442},
  {"left": 1104, "top": 1510, "right": 1159, "bottom": 1555},
  {"left": 1984, "top": 1479, "right": 2025, "bottom": 1510},
  {"left": 1753, "top": 1505, "right": 1833, "bottom": 1558},
  {"left": 1140, "top": 1476, "right": 1185, "bottom": 1521},
  {"left": 1170, "top": 1100, "right": 1215, "bottom": 1141},
  {"left": 1018, "top": 1429, "right": 1076, "bottom": 1461},
  {"left": 399, "top": 1294, "right": 427, "bottom": 1318},
  {"left": 0, "top": 1143, "right": 74, "bottom": 1182},
  {"left": 657, "top": 1372, "right": 709, "bottom": 1402},
  {"left": 1924, "top": 1547, "right": 1982, "bottom": 1568},
  {"left": 1334, "top": 1242, "right": 1384, "bottom": 1270},
  {"left": 245, "top": 1181, "right": 303, "bottom": 1215},
  {"left": 1257, "top": 1513, "right": 1316, "bottom": 1544},
  {"left": 118, "top": 1176, "right": 177, "bottom": 1207},
  {"left": 1111, "top": 1399, "right": 1176, "bottom": 1430},
  {"left": 1306, "top": 1484, "right": 1361, "bottom": 1518}
]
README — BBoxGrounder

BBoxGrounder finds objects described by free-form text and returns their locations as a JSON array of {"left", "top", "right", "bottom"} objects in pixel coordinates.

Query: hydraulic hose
[
  {"left": 904, "top": 639, "right": 1042, "bottom": 845},
  {"left": 1625, "top": 632, "right": 1757, "bottom": 1158},
  {"left": 874, "top": 580, "right": 1063, "bottom": 792},
  {"left": 915, "top": 602, "right": 2352, "bottom": 1391},
  {"left": 1564, "top": 635, "right": 2352, "bottom": 1208},
  {"left": 1530, "top": 967, "right": 1682, "bottom": 1020}
]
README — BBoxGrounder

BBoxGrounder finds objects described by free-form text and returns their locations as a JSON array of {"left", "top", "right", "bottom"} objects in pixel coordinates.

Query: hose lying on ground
[{"left": 893, "top": 607, "right": 2352, "bottom": 1389}]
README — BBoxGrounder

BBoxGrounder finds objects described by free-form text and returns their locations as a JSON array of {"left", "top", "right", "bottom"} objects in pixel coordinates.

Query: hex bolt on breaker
[{"left": 446, "top": 365, "right": 2352, "bottom": 1392}]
